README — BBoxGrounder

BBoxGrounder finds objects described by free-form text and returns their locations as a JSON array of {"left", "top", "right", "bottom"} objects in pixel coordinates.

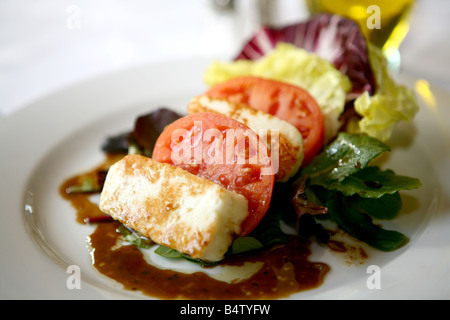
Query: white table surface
[{"left": 1, "top": 0, "right": 449, "bottom": 117}]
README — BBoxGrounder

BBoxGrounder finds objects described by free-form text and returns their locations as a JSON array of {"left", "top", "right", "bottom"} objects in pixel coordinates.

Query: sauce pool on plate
[{"left": 59, "top": 154, "right": 331, "bottom": 299}]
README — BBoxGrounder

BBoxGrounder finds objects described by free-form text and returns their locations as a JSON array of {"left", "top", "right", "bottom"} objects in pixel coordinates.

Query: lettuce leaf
[
  {"left": 348, "top": 44, "right": 420, "bottom": 141},
  {"left": 204, "top": 42, "right": 352, "bottom": 142}
]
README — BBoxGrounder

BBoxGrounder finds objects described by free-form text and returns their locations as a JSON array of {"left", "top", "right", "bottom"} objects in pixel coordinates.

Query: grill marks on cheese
[
  {"left": 188, "top": 95, "right": 304, "bottom": 182},
  {"left": 99, "top": 154, "right": 249, "bottom": 262}
]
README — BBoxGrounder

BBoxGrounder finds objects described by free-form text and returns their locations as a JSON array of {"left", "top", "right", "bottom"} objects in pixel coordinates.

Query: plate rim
[{"left": 1, "top": 58, "right": 450, "bottom": 299}]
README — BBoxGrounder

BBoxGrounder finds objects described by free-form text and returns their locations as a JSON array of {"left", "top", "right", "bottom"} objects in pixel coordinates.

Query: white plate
[{"left": 1, "top": 59, "right": 449, "bottom": 299}]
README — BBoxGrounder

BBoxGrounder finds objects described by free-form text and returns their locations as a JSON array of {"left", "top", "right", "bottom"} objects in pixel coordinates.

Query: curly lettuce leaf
[
  {"left": 204, "top": 42, "right": 352, "bottom": 142},
  {"left": 348, "top": 44, "right": 420, "bottom": 141}
]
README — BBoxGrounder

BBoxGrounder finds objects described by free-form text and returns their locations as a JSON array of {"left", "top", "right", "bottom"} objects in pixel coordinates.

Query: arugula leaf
[
  {"left": 229, "top": 194, "right": 290, "bottom": 255},
  {"left": 252, "top": 185, "right": 293, "bottom": 244},
  {"left": 117, "top": 224, "right": 154, "bottom": 249},
  {"left": 297, "top": 214, "right": 330, "bottom": 244},
  {"left": 153, "top": 245, "right": 184, "bottom": 258},
  {"left": 65, "top": 177, "right": 101, "bottom": 194},
  {"left": 303, "top": 132, "right": 390, "bottom": 185},
  {"left": 230, "top": 237, "right": 264, "bottom": 255},
  {"left": 291, "top": 133, "right": 421, "bottom": 252},
  {"left": 326, "top": 190, "right": 408, "bottom": 251},
  {"left": 154, "top": 245, "right": 219, "bottom": 266},
  {"left": 299, "top": 178, "right": 411, "bottom": 251},
  {"left": 250, "top": 207, "right": 289, "bottom": 247},
  {"left": 335, "top": 166, "right": 422, "bottom": 198},
  {"left": 348, "top": 192, "right": 403, "bottom": 220}
]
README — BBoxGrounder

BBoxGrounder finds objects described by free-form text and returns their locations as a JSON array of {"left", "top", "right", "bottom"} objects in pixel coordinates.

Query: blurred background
[{"left": 1, "top": 0, "right": 449, "bottom": 117}]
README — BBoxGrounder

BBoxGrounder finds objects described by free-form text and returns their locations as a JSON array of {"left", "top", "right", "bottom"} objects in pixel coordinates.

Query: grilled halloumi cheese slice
[
  {"left": 187, "top": 95, "right": 304, "bottom": 182},
  {"left": 99, "top": 154, "right": 249, "bottom": 262}
]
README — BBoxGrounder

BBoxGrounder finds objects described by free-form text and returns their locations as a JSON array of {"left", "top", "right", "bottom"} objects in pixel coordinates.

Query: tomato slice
[
  {"left": 152, "top": 112, "right": 275, "bottom": 236},
  {"left": 205, "top": 76, "right": 324, "bottom": 166}
]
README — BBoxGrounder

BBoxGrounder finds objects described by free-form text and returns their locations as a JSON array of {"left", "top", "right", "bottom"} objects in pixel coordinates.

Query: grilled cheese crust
[
  {"left": 99, "top": 154, "right": 249, "bottom": 262},
  {"left": 187, "top": 95, "right": 304, "bottom": 182}
]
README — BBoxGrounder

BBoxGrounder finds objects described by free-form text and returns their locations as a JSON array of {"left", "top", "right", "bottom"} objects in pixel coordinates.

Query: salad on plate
[{"left": 60, "top": 14, "right": 422, "bottom": 300}]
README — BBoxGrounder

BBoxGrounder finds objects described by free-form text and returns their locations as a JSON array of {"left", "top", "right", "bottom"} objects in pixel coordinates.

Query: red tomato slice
[
  {"left": 205, "top": 76, "right": 324, "bottom": 166},
  {"left": 152, "top": 112, "right": 275, "bottom": 236}
]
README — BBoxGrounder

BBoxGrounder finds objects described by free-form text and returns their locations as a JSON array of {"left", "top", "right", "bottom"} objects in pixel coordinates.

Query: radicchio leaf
[
  {"left": 133, "top": 107, "right": 183, "bottom": 154},
  {"left": 101, "top": 108, "right": 183, "bottom": 156},
  {"left": 235, "top": 14, "right": 376, "bottom": 100},
  {"left": 101, "top": 131, "right": 132, "bottom": 153}
]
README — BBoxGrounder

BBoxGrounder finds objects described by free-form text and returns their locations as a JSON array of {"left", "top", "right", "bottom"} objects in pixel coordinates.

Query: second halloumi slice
[
  {"left": 187, "top": 95, "right": 304, "bottom": 182},
  {"left": 99, "top": 154, "right": 249, "bottom": 262}
]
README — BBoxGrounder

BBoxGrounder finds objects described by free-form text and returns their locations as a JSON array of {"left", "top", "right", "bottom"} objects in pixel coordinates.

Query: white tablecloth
[{"left": 1, "top": 0, "right": 449, "bottom": 117}]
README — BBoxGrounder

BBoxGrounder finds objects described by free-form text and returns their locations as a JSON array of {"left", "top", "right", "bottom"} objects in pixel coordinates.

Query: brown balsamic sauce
[
  {"left": 88, "top": 222, "right": 329, "bottom": 299},
  {"left": 59, "top": 154, "right": 342, "bottom": 299},
  {"left": 59, "top": 154, "right": 122, "bottom": 224},
  {"left": 326, "top": 231, "right": 369, "bottom": 265}
]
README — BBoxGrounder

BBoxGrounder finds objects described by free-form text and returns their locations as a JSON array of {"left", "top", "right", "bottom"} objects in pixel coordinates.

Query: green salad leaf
[
  {"left": 65, "top": 177, "right": 101, "bottom": 194},
  {"left": 326, "top": 190, "right": 409, "bottom": 251},
  {"left": 116, "top": 131, "right": 421, "bottom": 258},
  {"left": 154, "top": 245, "right": 220, "bottom": 266},
  {"left": 303, "top": 133, "right": 421, "bottom": 198},
  {"left": 348, "top": 192, "right": 403, "bottom": 220},
  {"left": 348, "top": 44, "right": 420, "bottom": 141},
  {"left": 229, "top": 193, "right": 290, "bottom": 255},
  {"left": 230, "top": 237, "right": 264, "bottom": 255},
  {"left": 303, "top": 132, "right": 390, "bottom": 185},
  {"left": 117, "top": 224, "right": 154, "bottom": 249},
  {"left": 335, "top": 166, "right": 422, "bottom": 198},
  {"left": 153, "top": 245, "right": 184, "bottom": 258},
  {"left": 292, "top": 132, "right": 421, "bottom": 251}
]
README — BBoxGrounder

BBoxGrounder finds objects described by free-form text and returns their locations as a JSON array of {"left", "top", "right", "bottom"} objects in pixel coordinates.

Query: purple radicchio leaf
[
  {"left": 133, "top": 107, "right": 183, "bottom": 153},
  {"left": 235, "top": 14, "right": 376, "bottom": 100},
  {"left": 101, "top": 108, "right": 183, "bottom": 155}
]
